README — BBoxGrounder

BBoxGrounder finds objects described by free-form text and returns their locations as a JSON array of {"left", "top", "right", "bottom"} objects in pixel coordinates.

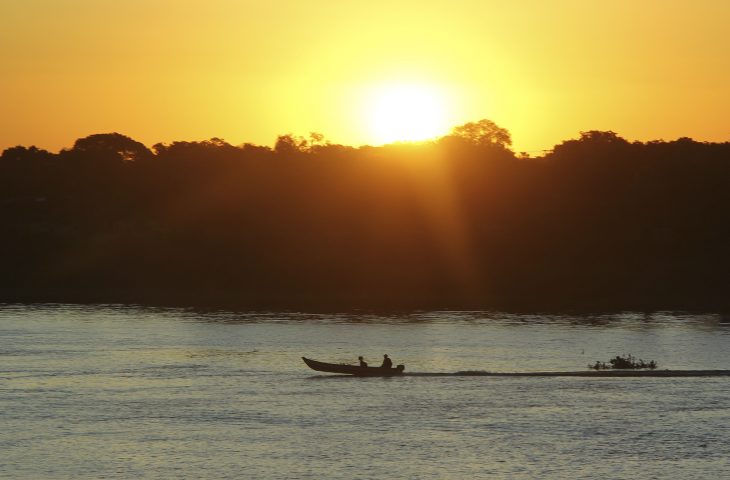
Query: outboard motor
[{"left": 396, "top": 364, "right": 405, "bottom": 372}]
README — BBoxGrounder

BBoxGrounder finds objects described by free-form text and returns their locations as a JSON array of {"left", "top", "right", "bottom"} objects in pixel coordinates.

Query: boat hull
[{"left": 302, "top": 357, "right": 404, "bottom": 376}]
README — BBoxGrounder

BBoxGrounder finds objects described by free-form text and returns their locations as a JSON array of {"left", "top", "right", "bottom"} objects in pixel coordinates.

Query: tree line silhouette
[{"left": 2, "top": 120, "right": 729, "bottom": 311}]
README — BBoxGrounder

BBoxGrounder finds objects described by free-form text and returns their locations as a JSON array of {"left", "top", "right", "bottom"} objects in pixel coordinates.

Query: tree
[
  {"left": 577, "top": 130, "right": 628, "bottom": 145},
  {"left": 70, "top": 133, "right": 152, "bottom": 162},
  {"left": 0, "top": 145, "right": 54, "bottom": 164},
  {"left": 448, "top": 119, "right": 512, "bottom": 148},
  {"left": 274, "top": 132, "right": 329, "bottom": 154},
  {"left": 547, "top": 130, "right": 632, "bottom": 162}
]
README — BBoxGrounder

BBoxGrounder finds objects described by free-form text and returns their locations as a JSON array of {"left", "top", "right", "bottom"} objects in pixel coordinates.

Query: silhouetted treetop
[
  {"left": 274, "top": 132, "right": 336, "bottom": 154},
  {"left": 0, "top": 145, "right": 54, "bottom": 164},
  {"left": 578, "top": 130, "right": 628, "bottom": 144},
  {"left": 153, "top": 138, "right": 242, "bottom": 159},
  {"left": 446, "top": 119, "right": 512, "bottom": 148},
  {"left": 70, "top": 133, "right": 152, "bottom": 162}
]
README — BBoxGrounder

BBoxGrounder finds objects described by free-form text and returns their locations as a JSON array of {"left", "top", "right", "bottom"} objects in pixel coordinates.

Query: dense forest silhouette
[{"left": 2, "top": 120, "right": 729, "bottom": 311}]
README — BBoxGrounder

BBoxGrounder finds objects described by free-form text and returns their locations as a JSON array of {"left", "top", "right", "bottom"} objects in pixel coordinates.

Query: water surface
[{"left": 2, "top": 305, "right": 729, "bottom": 478}]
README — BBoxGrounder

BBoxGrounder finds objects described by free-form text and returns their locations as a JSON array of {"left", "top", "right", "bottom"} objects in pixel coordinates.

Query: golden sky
[{"left": 1, "top": 0, "right": 728, "bottom": 153}]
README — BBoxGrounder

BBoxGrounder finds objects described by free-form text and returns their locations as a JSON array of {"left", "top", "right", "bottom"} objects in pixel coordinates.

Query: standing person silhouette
[
  {"left": 358, "top": 356, "right": 368, "bottom": 367},
  {"left": 381, "top": 354, "right": 393, "bottom": 368}
]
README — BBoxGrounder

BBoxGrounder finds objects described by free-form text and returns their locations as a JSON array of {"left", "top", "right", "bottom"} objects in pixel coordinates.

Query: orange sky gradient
[{"left": 1, "top": 0, "right": 728, "bottom": 154}]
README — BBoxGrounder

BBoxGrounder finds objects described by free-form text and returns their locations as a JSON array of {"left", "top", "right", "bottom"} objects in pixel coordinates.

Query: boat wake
[
  {"left": 412, "top": 370, "right": 730, "bottom": 377},
  {"left": 309, "top": 370, "right": 730, "bottom": 378}
]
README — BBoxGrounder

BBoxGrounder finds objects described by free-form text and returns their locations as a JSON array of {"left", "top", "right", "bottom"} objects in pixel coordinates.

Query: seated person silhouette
[
  {"left": 381, "top": 354, "right": 393, "bottom": 369},
  {"left": 358, "top": 356, "right": 368, "bottom": 367}
]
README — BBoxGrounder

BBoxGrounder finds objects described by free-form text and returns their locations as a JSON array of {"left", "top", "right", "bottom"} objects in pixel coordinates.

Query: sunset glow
[{"left": 0, "top": 1, "right": 728, "bottom": 152}]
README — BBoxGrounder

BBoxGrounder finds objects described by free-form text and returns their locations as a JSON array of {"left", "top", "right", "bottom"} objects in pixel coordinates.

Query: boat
[{"left": 302, "top": 357, "right": 405, "bottom": 376}]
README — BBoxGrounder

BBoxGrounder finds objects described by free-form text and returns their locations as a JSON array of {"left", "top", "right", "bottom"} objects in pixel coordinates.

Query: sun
[{"left": 365, "top": 84, "right": 450, "bottom": 144}]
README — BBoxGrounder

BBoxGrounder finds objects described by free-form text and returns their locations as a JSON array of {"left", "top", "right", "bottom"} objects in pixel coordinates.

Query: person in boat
[
  {"left": 381, "top": 354, "right": 393, "bottom": 369},
  {"left": 358, "top": 356, "right": 368, "bottom": 367}
]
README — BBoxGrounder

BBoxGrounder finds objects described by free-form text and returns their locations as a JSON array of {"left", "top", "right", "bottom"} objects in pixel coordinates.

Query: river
[{"left": 2, "top": 304, "right": 729, "bottom": 478}]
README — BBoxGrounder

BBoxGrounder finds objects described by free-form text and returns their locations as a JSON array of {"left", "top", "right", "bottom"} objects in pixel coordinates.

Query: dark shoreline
[
  {"left": 5, "top": 134, "right": 730, "bottom": 318},
  {"left": 3, "top": 290, "right": 730, "bottom": 316}
]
